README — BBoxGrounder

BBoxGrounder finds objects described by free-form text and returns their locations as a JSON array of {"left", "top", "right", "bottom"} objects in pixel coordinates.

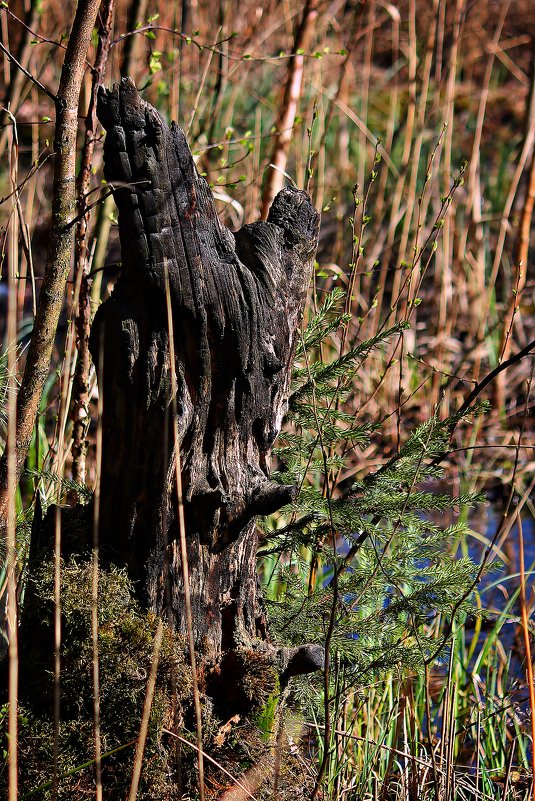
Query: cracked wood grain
[{"left": 91, "top": 78, "right": 320, "bottom": 667}]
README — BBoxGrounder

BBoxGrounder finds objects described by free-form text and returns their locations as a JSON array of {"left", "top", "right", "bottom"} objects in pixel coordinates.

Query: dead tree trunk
[{"left": 90, "top": 79, "right": 321, "bottom": 702}]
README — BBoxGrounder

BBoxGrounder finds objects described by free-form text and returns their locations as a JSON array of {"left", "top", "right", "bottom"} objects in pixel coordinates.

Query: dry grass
[{"left": 1, "top": 1, "right": 535, "bottom": 798}]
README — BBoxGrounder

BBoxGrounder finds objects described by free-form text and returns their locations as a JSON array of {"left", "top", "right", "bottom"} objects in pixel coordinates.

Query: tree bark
[
  {"left": 71, "top": 0, "right": 116, "bottom": 489},
  {"left": 91, "top": 79, "right": 321, "bottom": 689},
  {"left": 0, "top": 0, "right": 102, "bottom": 524}
]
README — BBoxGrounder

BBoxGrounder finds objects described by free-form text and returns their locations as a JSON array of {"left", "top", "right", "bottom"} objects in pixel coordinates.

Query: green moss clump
[
  {"left": 252, "top": 679, "right": 280, "bottom": 741},
  {"left": 239, "top": 649, "right": 281, "bottom": 741},
  {"left": 1, "top": 557, "right": 193, "bottom": 800}
]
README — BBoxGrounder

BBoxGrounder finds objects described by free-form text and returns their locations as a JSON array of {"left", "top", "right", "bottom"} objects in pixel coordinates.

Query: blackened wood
[{"left": 91, "top": 78, "right": 320, "bottom": 668}]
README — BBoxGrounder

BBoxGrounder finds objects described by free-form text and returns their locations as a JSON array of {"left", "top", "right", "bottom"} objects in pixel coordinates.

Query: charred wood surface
[{"left": 91, "top": 78, "right": 320, "bottom": 669}]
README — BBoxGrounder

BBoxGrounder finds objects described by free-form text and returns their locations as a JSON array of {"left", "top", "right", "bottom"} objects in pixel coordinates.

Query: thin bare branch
[{"left": 0, "top": 0, "right": 102, "bottom": 524}]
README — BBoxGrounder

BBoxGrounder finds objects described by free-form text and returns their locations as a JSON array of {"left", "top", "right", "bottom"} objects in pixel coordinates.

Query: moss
[
  {"left": 252, "top": 676, "right": 280, "bottom": 741},
  {"left": 1, "top": 559, "right": 303, "bottom": 799},
  {"left": 239, "top": 648, "right": 281, "bottom": 741},
  {"left": 1, "top": 556, "right": 195, "bottom": 800}
]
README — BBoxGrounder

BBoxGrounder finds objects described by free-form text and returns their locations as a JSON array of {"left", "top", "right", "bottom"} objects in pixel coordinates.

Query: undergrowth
[
  {"left": 1, "top": 559, "right": 193, "bottom": 799},
  {"left": 256, "top": 289, "right": 534, "bottom": 800},
  {"left": 1, "top": 1, "right": 535, "bottom": 799}
]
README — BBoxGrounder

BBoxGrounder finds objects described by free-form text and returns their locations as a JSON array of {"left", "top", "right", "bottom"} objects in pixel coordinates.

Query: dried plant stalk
[
  {"left": 71, "top": 0, "right": 116, "bottom": 488},
  {"left": 260, "top": 0, "right": 319, "bottom": 219},
  {"left": 0, "top": 0, "right": 103, "bottom": 523}
]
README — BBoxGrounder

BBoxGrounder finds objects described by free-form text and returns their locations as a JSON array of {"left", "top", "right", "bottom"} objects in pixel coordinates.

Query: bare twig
[
  {"left": 6, "top": 105, "right": 19, "bottom": 801},
  {"left": 0, "top": 39, "right": 56, "bottom": 103},
  {"left": 299, "top": 331, "right": 338, "bottom": 801},
  {"left": 163, "top": 729, "right": 259, "bottom": 801},
  {"left": 518, "top": 513, "right": 535, "bottom": 801},
  {"left": 494, "top": 41, "right": 535, "bottom": 411},
  {"left": 71, "top": 0, "right": 115, "bottom": 488},
  {"left": 91, "top": 334, "right": 105, "bottom": 800},
  {"left": 0, "top": 1, "right": 42, "bottom": 157},
  {"left": 260, "top": 0, "right": 319, "bottom": 218},
  {"left": 128, "top": 621, "right": 164, "bottom": 801},
  {"left": 0, "top": 0, "right": 102, "bottom": 524},
  {"left": 164, "top": 267, "right": 205, "bottom": 801},
  {"left": 121, "top": 0, "right": 149, "bottom": 80}
]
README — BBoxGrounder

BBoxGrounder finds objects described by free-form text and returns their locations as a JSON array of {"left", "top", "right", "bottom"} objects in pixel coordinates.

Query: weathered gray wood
[{"left": 91, "top": 78, "right": 320, "bottom": 675}]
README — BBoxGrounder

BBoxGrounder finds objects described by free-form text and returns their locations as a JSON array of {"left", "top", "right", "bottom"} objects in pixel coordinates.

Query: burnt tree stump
[{"left": 90, "top": 78, "right": 321, "bottom": 694}]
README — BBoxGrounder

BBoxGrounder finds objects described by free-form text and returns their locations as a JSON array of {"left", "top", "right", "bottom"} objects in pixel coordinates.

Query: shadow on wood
[{"left": 90, "top": 78, "right": 322, "bottom": 688}]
